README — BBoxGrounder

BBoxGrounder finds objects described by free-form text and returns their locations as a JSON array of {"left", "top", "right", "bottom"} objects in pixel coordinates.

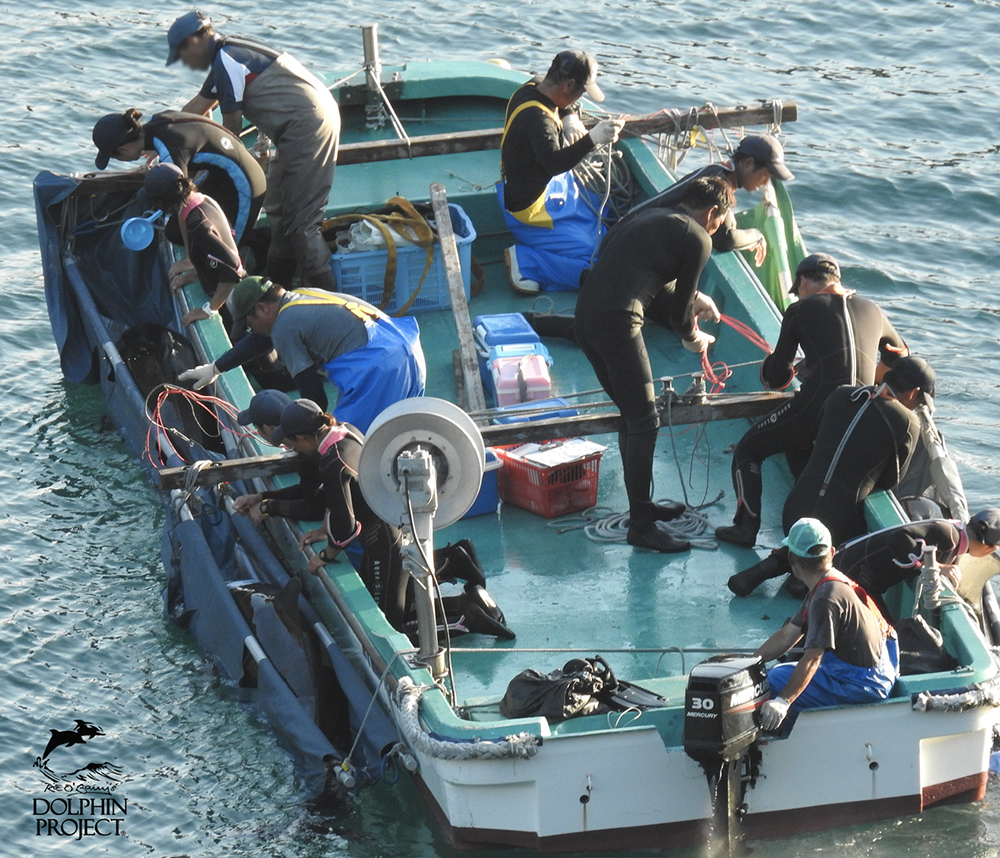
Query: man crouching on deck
[{"left": 754, "top": 517, "right": 899, "bottom": 733}]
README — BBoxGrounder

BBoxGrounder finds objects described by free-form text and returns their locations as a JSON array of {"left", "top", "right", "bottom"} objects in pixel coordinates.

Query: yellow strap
[
  {"left": 499, "top": 96, "right": 560, "bottom": 229},
  {"left": 278, "top": 288, "right": 382, "bottom": 324},
  {"left": 321, "top": 196, "right": 436, "bottom": 316}
]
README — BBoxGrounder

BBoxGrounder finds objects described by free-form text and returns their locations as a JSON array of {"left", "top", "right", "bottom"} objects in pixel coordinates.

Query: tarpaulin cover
[{"left": 34, "top": 171, "right": 175, "bottom": 383}]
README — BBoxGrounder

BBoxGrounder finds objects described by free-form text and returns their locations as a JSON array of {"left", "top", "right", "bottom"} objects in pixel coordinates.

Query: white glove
[
  {"left": 179, "top": 362, "right": 219, "bottom": 390},
  {"left": 562, "top": 112, "right": 587, "bottom": 144},
  {"left": 691, "top": 291, "right": 721, "bottom": 325},
  {"left": 589, "top": 118, "right": 624, "bottom": 146},
  {"left": 760, "top": 696, "right": 790, "bottom": 731},
  {"left": 682, "top": 329, "right": 716, "bottom": 353}
]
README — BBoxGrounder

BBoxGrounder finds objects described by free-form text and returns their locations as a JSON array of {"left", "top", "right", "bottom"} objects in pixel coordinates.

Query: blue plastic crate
[
  {"left": 330, "top": 204, "right": 476, "bottom": 314},
  {"left": 462, "top": 448, "right": 502, "bottom": 518},
  {"left": 491, "top": 397, "right": 579, "bottom": 424},
  {"left": 473, "top": 313, "right": 539, "bottom": 354}
]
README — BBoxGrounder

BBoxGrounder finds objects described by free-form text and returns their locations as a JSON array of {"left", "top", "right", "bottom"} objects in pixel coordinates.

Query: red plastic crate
[{"left": 495, "top": 443, "right": 602, "bottom": 519}]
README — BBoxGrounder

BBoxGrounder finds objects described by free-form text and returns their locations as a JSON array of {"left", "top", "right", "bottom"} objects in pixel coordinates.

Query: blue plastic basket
[{"left": 330, "top": 204, "right": 476, "bottom": 315}]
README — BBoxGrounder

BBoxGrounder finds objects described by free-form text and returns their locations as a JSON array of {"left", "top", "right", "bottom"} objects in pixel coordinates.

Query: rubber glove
[
  {"left": 760, "top": 696, "right": 790, "bottom": 731},
  {"left": 589, "top": 118, "right": 625, "bottom": 146},
  {"left": 682, "top": 329, "right": 716, "bottom": 354},
  {"left": 178, "top": 362, "right": 219, "bottom": 390},
  {"left": 691, "top": 291, "right": 721, "bottom": 325},
  {"left": 562, "top": 112, "right": 587, "bottom": 144}
]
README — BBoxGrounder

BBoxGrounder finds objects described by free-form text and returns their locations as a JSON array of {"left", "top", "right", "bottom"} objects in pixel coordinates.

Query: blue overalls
[{"left": 279, "top": 289, "right": 426, "bottom": 434}]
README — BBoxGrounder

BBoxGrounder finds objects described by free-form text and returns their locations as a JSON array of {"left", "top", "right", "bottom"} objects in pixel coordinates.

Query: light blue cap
[
  {"left": 166, "top": 11, "right": 210, "bottom": 66},
  {"left": 781, "top": 517, "right": 833, "bottom": 558}
]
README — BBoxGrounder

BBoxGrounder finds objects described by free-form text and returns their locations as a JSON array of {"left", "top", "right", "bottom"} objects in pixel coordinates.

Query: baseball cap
[
  {"left": 227, "top": 276, "right": 274, "bottom": 325},
  {"left": 884, "top": 356, "right": 936, "bottom": 406},
  {"left": 548, "top": 50, "right": 605, "bottom": 103},
  {"left": 781, "top": 517, "right": 833, "bottom": 558},
  {"left": 968, "top": 509, "right": 1000, "bottom": 547},
  {"left": 137, "top": 163, "right": 185, "bottom": 201},
  {"left": 735, "top": 134, "right": 794, "bottom": 182},
  {"left": 166, "top": 11, "right": 211, "bottom": 66},
  {"left": 92, "top": 112, "right": 135, "bottom": 170},
  {"left": 273, "top": 399, "right": 325, "bottom": 444},
  {"left": 791, "top": 253, "right": 841, "bottom": 295},
  {"left": 237, "top": 389, "right": 292, "bottom": 427}
]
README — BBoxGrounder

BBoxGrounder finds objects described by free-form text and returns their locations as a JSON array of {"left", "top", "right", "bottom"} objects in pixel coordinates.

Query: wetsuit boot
[
  {"left": 622, "top": 427, "right": 691, "bottom": 553},
  {"left": 522, "top": 311, "right": 577, "bottom": 342},
  {"left": 715, "top": 506, "right": 761, "bottom": 547},
  {"left": 617, "top": 427, "right": 685, "bottom": 522},
  {"left": 727, "top": 548, "right": 790, "bottom": 596}
]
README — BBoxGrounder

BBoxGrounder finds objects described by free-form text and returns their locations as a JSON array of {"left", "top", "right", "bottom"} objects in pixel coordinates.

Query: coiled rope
[
  {"left": 392, "top": 677, "right": 540, "bottom": 760},
  {"left": 548, "top": 498, "right": 721, "bottom": 550}
]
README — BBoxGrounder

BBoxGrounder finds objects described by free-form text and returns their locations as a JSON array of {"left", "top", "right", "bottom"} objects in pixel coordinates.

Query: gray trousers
[{"left": 248, "top": 54, "right": 340, "bottom": 289}]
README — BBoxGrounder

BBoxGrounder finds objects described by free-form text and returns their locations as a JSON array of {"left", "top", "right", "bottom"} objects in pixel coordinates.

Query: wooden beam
[
  {"left": 480, "top": 392, "right": 791, "bottom": 446},
  {"left": 336, "top": 100, "right": 797, "bottom": 165},
  {"left": 158, "top": 451, "right": 302, "bottom": 490},
  {"left": 430, "top": 182, "right": 487, "bottom": 420}
]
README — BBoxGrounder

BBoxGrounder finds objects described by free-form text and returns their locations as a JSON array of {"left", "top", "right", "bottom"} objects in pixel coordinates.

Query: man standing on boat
[
  {"left": 716, "top": 253, "right": 908, "bottom": 549},
  {"left": 499, "top": 50, "right": 625, "bottom": 294},
  {"left": 165, "top": 11, "right": 340, "bottom": 291},
  {"left": 180, "top": 276, "right": 424, "bottom": 433},
  {"left": 754, "top": 517, "right": 899, "bottom": 732},
  {"left": 575, "top": 176, "right": 734, "bottom": 553}
]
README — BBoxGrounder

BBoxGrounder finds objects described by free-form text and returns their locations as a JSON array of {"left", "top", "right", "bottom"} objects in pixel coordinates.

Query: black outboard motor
[{"left": 683, "top": 655, "right": 769, "bottom": 855}]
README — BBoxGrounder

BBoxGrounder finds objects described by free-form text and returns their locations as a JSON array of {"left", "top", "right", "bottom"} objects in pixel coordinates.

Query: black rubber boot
[
  {"left": 715, "top": 508, "right": 760, "bottom": 548},
  {"left": 727, "top": 549, "right": 790, "bottom": 597},
  {"left": 784, "top": 574, "right": 808, "bottom": 599},
  {"left": 652, "top": 500, "right": 686, "bottom": 521},
  {"left": 522, "top": 311, "right": 577, "bottom": 342},
  {"left": 627, "top": 521, "right": 692, "bottom": 553}
]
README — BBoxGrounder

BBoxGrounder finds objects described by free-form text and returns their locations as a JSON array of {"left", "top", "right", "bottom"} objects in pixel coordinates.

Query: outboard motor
[{"left": 683, "top": 655, "right": 768, "bottom": 855}]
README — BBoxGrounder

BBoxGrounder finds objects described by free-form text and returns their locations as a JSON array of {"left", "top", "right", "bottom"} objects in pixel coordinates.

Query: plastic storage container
[
  {"left": 330, "top": 204, "right": 476, "bottom": 315},
  {"left": 480, "top": 342, "right": 552, "bottom": 399},
  {"left": 491, "top": 353, "right": 552, "bottom": 407},
  {"left": 491, "top": 397, "right": 580, "bottom": 424},
  {"left": 496, "top": 443, "right": 603, "bottom": 518},
  {"left": 462, "top": 448, "right": 502, "bottom": 518},
  {"left": 473, "top": 313, "right": 540, "bottom": 352}
]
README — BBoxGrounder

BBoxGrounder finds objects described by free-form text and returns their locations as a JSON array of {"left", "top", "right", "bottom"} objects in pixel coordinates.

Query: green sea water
[{"left": 3, "top": 1, "right": 1000, "bottom": 855}]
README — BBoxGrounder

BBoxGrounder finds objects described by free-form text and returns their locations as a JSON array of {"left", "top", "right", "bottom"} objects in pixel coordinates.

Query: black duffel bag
[{"left": 499, "top": 656, "right": 617, "bottom": 722}]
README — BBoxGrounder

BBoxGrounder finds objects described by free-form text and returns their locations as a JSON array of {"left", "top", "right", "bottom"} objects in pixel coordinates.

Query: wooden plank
[
  {"left": 158, "top": 451, "right": 302, "bottom": 490},
  {"left": 429, "top": 182, "right": 487, "bottom": 419},
  {"left": 480, "top": 392, "right": 792, "bottom": 446},
  {"left": 335, "top": 100, "right": 797, "bottom": 165}
]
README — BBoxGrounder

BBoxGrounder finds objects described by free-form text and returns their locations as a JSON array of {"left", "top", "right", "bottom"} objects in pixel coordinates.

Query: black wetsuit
[
  {"left": 837, "top": 519, "right": 966, "bottom": 617},
  {"left": 783, "top": 385, "right": 920, "bottom": 545},
  {"left": 575, "top": 207, "right": 712, "bottom": 527},
  {"left": 500, "top": 81, "right": 594, "bottom": 214},
  {"left": 729, "top": 291, "right": 906, "bottom": 532},
  {"left": 183, "top": 196, "right": 243, "bottom": 295},
  {"left": 144, "top": 111, "right": 266, "bottom": 243}
]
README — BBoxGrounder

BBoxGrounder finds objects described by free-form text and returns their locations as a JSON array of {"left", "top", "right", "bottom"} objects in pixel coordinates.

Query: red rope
[{"left": 697, "top": 314, "right": 774, "bottom": 393}]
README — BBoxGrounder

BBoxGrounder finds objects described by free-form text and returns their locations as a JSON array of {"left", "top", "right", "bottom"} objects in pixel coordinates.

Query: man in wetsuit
[
  {"left": 167, "top": 11, "right": 340, "bottom": 290},
  {"left": 754, "top": 518, "right": 898, "bottom": 733},
  {"left": 499, "top": 50, "right": 625, "bottom": 294},
  {"left": 92, "top": 108, "right": 266, "bottom": 244},
  {"left": 575, "top": 176, "right": 735, "bottom": 553},
  {"left": 179, "top": 276, "right": 424, "bottom": 433},
  {"left": 716, "top": 253, "right": 908, "bottom": 548},
  {"left": 728, "top": 356, "right": 932, "bottom": 597},
  {"left": 836, "top": 508, "right": 1000, "bottom": 619}
]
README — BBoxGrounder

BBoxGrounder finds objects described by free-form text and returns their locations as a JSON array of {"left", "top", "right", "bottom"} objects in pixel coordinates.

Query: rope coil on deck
[
  {"left": 911, "top": 674, "right": 1000, "bottom": 713},
  {"left": 393, "top": 677, "right": 540, "bottom": 760}
]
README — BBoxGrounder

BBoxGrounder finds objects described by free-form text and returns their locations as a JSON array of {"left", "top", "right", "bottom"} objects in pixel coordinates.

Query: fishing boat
[{"left": 34, "top": 25, "right": 1000, "bottom": 853}]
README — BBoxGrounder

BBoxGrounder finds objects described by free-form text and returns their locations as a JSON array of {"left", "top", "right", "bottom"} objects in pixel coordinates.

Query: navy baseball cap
[
  {"left": 791, "top": 253, "right": 841, "bottom": 294},
  {"left": 237, "top": 389, "right": 292, "bottom": 427},
  {"left": 548, "top": 50, "right": 605, "bottom": 103},
  {"left": 167, "top": 11, "right": 211, "bottom": 66},
  {"left": 273, "top": 399, "right": 326, "bottom": 444},
  {"left": 92, "top": 112, "right": 134, "bottom": 170},
  {"left": 137, "top": 163, "right": 185, "bottom": 200},
  {"left": 735, "top": 134, "right": 794, "bottom": 181},
  {"left": 884, "top": 356, "right": 936, "bottom": 402},
  {"left": 968, "top": 509, "right": 1000, "bottom": 547}
]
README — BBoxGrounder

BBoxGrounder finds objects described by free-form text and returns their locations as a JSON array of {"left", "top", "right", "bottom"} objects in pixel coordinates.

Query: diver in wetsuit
[
  {"left": 715, "top": 253, "right": 908, "bottom": 548},
  {"left": 835, "top": 509, "right": 1000, "bottom": 620},
  {"left": 728, "top": 356, "right": 934, "bottom": 597},
  {"left": 575, "top": 176, "right": 735, "bottom": 553}
]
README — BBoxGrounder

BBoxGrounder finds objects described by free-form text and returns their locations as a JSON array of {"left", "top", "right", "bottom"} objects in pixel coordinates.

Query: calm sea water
[{"left": 3, "top": 1, "right": 1000, "bottom": 855}]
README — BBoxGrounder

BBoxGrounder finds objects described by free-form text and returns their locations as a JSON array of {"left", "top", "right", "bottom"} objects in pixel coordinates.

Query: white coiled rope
[
  {"left": 393, "top": 677, "right": 540, "bottom": 761},
  {"left": 548, "top": 501, "right": 720, "bottom": 550}
]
